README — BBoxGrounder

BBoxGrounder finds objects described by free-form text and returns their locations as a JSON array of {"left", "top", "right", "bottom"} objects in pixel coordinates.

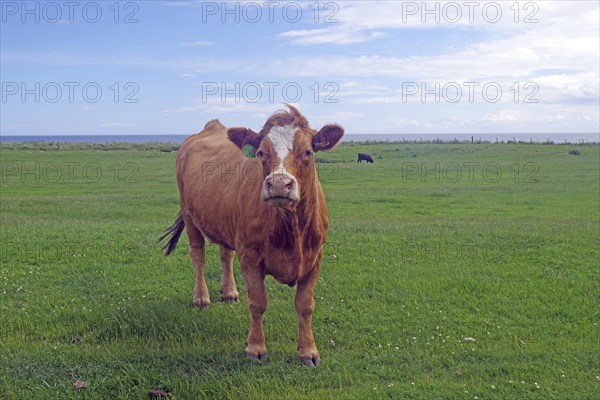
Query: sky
[{"left": 1, "top": 0, "right": 599, "bottom": 136}]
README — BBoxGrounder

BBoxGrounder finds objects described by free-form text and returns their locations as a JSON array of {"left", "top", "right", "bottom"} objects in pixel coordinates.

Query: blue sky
[{"left": 1, "top": 0, "right": 599, "bottom": 136}]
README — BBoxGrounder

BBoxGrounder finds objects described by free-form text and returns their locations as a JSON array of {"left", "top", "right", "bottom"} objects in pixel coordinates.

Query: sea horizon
[{"left": 1, "top": 132, "right": 598, "bottom": 144}]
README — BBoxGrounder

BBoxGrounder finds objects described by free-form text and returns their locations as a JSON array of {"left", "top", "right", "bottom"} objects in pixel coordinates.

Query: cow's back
[{"left": 176, "top": 120, "right": 244, "bottom": 248}]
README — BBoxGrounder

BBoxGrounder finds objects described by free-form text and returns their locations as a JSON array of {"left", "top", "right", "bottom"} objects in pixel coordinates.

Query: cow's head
[{"left": 228, "top": 105, "right": 344, "bottom": 208}]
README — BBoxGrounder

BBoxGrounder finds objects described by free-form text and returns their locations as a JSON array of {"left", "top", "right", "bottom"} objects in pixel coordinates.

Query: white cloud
[
  {"left": 279, "top": 1, "right": 597, "bottom": 45},
  {"left": 269, "top": 1, "right": 599, "bottom": 111},
  {"left": 280, "top": 27, "right": 387, "bottom": 45},
  {"left": 542, "top": 114, "right": 565, "bottom": 123},
  {"left": 257, "top": 2, "right": 600, "bottom": 119},
  {"left": 181, "top": 41, "right": 213, "bottom": 47},
  {"left": 275, "top": 2, "right": 477, "bottom": 46},
  {"left": 481, "top": 109, "right": 524, "bottom": 123}
]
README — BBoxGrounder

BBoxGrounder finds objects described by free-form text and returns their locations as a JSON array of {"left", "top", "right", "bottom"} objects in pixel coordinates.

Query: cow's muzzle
[{"left": 262, "top": 173, "right": 299, "bottom": 208}]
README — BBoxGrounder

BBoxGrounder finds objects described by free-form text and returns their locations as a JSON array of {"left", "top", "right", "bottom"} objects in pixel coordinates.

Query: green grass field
[{"left": 1, "top": 143, "right": 598, "bottom": 399}]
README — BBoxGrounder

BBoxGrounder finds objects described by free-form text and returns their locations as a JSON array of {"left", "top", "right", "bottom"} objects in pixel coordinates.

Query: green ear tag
[{"left": 243, "top": 143, "right": 256, "bottom": 158}]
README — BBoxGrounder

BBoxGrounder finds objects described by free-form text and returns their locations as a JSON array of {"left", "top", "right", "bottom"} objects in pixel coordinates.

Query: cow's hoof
[
  {"left": 221, "top": 291, "right": 240, "bottom": 303},
  {"left": 300, "top": 356, "right": 321, "bottom": 367},
  {"left": 192, "top": 298, "right": 211, "bottom": 308},
  {"left": 222, "top": 297, "right": 239, "bottom": 304},
  {"left": 246, "top": 351, "right": 268, "bottom": 362}
]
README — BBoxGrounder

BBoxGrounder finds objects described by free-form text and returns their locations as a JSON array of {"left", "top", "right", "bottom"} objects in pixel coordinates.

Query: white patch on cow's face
[
  {"left": 267, "top": 125, "right": 297, "bottom": 175},
  {"left": 263, "top": 124, "right": 300, "bottom": 203}
]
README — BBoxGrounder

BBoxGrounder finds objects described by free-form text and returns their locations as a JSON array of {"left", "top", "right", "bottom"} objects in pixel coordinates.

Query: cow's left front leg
[
  {"left": 295, "top": 258, "right": 321, "bottom": 366},
  {"left": 242, "top": 263, "right": 268, "bottom": 361}
]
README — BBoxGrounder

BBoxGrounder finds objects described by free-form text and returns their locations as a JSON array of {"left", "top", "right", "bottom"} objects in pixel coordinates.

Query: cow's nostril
[{"left": 285, "top": 182, "right": 293, "bottom": 190}]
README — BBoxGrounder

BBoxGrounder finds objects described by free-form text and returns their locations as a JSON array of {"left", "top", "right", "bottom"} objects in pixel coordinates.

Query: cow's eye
[
  {"left": 256, "top": 150, "right": 264, "bottom": 158},
  {"left": 305, "top": 149, "right": 313, "bottom": 157}
]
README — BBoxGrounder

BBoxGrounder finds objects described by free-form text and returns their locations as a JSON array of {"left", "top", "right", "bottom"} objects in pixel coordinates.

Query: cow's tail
[{"left": 158, "top": 211, "right": 185, "bottom": 256}]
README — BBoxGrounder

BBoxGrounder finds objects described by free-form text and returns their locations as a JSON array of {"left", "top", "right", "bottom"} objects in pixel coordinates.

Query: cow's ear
[
  {"left": 227, "top": 127, "right": 260, "bottom": 149},
  {"left": 312, "top": 124, "right": 344, "bottom": 152}
]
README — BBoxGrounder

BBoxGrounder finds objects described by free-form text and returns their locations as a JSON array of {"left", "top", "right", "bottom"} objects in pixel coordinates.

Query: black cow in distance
[{"left": 357, "top": 153, "right": 374, "bottom": 163}]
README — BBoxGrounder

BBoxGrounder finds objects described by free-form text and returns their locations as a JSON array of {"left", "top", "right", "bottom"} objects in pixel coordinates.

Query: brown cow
[{"left": 160, "top": 105, "right": 344, "bottom": 366}]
